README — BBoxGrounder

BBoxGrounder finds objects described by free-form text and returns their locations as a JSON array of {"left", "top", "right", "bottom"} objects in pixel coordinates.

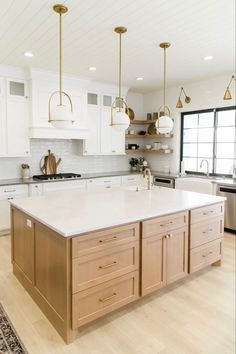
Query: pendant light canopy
[
  {"left": 155, "top": 43, "right": 174, "bottom": 134},
  {"left": 223, "top": 75, "right": 235, "bottom": 100},
  {"left": 48, "top": 4, "right": 74, "bottom": 129},
  {"left": 176, "top": 87, "right": 191, "bottom": 108},
  {"left": 110, "top": 27, "right": 130, "bottom": 132}
]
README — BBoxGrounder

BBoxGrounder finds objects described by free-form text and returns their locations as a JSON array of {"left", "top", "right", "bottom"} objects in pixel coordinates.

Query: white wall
[
  {"left": 127, "top": 92, "right": 144, "bottom": 120},
  {"left": 0, "top": 140, "right": 130, "bottom": 179},
  {"left": 142, "top": 74, "right": 235, "bottom": 173}
]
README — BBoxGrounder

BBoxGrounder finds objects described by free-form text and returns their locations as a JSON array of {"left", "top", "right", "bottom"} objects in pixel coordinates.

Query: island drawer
[
  {"left": 72, "top": 241, "right": 139, "bottom": 292},
  {"left": 72, "top": 223, "right": 139, "bottom": 258},
  {"left": 189, "top": 238, "right": 223, "bottom": 274},
  {"left": 142, "top": 211, "right": 188, "bottom": 238},
  {"left": 72, "top": 271, "right": 139, "bottom": 328},
  {"left": 190, "top": 216, "right": 224, "bottom": 249},
  {"left": 190, "top": 203, "right": 224, "bottom": 225}
]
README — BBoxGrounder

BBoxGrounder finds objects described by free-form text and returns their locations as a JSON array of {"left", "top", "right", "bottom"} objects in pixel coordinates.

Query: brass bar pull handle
[
  {"left": 202, "top": 251, "right": 213, "bottom": 258},
  {"left": 99, "top": 261, "right": 117, "bottom": 269},
  {"left": 202, "top": 228, "right": 213, "bottom": 234},
  {"left": 99, "top": 292, "right": 117, "bottom": 303},
  {"left": 163, "top": 234, "right": 169, "bottom": 239},
  {"left": 99, "top": 236, "right": 117, "bottom": 243},
  {"left": 160, "top": 221, "right": 173, "bottom": 227},
  {"left": 105, "top": 186, "right": 111, "bottom": 189},
  {"left": 203, "top": 210, "right": 214, "bottom": 215},
  {"left": 4, "top": 189, "right": 16, "bottom": 193},
  {"left": 7, "top": 197, "right": 14, "bottom": 200},
  {"left": 168, "top": 233, "right": 173, "bottom": 238}
]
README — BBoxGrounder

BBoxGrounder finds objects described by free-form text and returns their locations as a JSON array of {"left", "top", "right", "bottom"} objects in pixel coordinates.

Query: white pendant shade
[
  {"left": 50, "top": 105, "right": 74, "bottom": 129},
  {"left": 155, "top": 115, "right": 173, "bottom": 134},
  {"left": 112, "top": 111, "right": 130, "bottom": 132}
]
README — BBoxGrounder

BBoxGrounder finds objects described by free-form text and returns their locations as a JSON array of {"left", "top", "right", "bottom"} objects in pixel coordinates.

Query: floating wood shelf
[
  {"left": 129, "top": 119, "right": 157, "bottom": 125},
  {"left": 125, "top": 149, "right": 173, "bottom": 154},
  {"left": 126, "top": 134, "right": 173, "bottom": 139}
]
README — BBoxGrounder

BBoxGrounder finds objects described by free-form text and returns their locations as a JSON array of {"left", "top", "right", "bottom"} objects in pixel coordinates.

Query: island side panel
[
  {"left": 11, "top": 207, "right": 74, "bottom": 343},
  {"left": 11, "top": 207, "right": 35, "bottom": 283}
]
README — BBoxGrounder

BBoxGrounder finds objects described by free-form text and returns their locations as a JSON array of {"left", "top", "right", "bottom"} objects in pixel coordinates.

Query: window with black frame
[{"left": 180, "top": 107, "right": 236, "bottom": 176}]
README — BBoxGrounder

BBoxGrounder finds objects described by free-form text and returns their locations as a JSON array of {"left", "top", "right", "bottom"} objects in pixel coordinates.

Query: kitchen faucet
[
  {"left": 143, "top": 168, "right": 152, "bottom": 190},
  {"left": 200, "top": 159, "right": 209, "bottom": 177}
]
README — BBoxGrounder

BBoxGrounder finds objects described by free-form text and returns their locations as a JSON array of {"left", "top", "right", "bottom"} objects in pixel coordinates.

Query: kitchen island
[{"left": 10, "top": 187, "right": 225, "bottom": 343}]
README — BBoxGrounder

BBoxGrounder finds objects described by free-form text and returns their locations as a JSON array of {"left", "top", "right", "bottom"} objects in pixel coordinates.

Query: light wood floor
[{"left": 0, "top": 233, "right": 235, "bottom": 354}]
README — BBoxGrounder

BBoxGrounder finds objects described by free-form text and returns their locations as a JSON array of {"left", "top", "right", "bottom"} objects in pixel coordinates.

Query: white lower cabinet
[
  {"left": 0, "top": 184, "right": 28, "bottom": 233},
  {"left": 86, "top": 177, "right": 121, "bottom": 191},
  {"left": 29, "top": 183, "right": 43, "bottom": 197},
  {"left": 121, "top": 174, "right": 143, "bottom": 186},
  {"left": 43, "top": 180, "right": 86, "bottom": 195}
]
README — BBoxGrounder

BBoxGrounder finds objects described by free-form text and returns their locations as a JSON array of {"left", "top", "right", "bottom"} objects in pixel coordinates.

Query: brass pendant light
[
  {"left": 110, "top": 26, "right": 130, "bottom": 132},
  {"left": 48, "top": 4, "right": 74, "bottom": 129},
  {"left": 155, "top": 43, "right": 174, "bottom": 134},
  {"left": 176, "top": 87, "right": 191, "bottom": 108},
  {"left": 223, "top": 75, "right": 235, "bottom": 100}
]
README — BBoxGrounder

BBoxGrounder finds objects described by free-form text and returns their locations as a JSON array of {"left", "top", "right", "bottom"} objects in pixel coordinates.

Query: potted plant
[{"left": 129, "top": 158, "right": 139, "bottom": 172}]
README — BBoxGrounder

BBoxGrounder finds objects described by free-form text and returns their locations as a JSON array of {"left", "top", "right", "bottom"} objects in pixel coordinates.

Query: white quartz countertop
[{"left": 10, "top": 187, "right": 225, "bottom": 237}]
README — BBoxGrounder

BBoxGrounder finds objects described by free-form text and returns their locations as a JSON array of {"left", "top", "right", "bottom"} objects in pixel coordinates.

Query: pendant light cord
[
  {"left": 59, "top": 12, "right": 62, "bottom": 105},
  {"left": 163, "top": 47, "right": 166, "bottom": 107},
  {"left": 118, "top": 32, "right": 122, "bottom": 111}
]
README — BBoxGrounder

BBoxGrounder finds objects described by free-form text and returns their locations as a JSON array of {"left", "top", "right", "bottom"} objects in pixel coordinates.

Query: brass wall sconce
[
  {"left": 176, "top": 87, "right": 191, "bottom": 108},
  {"left": 223, "top": 75, "right": 235, "bottom": 100}
]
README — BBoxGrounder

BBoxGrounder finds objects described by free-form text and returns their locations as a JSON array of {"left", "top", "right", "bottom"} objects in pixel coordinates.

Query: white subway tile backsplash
[{"left": 0, "top": 139, "right": 130, "bottom": 179}]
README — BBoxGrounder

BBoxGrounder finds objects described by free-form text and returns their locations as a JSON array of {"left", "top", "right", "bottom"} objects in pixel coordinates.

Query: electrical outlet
[{"left": 26, "top": 219, "right": 32, "bottom": 228}]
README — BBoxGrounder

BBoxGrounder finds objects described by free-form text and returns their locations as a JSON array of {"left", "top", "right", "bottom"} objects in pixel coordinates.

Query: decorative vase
[
  {"left": 21, "top": 168, "right": 30, "bottom": 179},
  {"left": 131, "top": 166, "right": 138, "bottom": 172}
]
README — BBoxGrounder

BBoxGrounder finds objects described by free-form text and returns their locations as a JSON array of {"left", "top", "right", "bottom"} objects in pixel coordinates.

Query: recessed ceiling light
[
  {"left": 24, "top": 52, "right": 34, "bottom": 57},
  {"left": 136, "top": 77, "right": 143, "bottom": 81},
  {"left": 89, "top": 66, "right": 96, "bottom": 71},
  {"left": 204, "top": 55, "right": 213, "bottom": 61}
]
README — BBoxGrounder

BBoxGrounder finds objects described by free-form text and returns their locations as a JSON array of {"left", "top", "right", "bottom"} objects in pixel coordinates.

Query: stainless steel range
[{"left": 33, "top": 173, "right": 81, "bottom": 181}]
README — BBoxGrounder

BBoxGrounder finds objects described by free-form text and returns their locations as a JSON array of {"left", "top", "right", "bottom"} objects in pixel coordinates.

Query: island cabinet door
[
  {"left": 11, "top": 208, "right": 34, "bottom": 282},
  {"left": 141, "top": 233, "right": 167, "bottom": 296},
  {"left": 166, "top": 227, "right": 189, "bottom": 285}
]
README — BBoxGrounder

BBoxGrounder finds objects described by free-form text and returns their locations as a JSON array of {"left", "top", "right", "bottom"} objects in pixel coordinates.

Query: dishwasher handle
[{"left": 218, "top": 186, "right": 236, "bottom": 194}]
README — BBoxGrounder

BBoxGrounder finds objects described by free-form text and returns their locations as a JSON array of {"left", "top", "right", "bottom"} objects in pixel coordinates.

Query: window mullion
[{"left": 212, "top": 109, "right": 217, "bottom": 174}]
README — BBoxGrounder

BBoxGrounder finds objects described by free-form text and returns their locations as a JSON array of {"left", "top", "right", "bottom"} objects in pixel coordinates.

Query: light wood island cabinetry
[
  {"left": 11, "top": 200, "right": 224, "bottom": 344},
  {"left": 189, "top": 203, "right": 224, "bottom": 273},
  {"left": 141, "top": 211, "right": 188, "bottom": 296}
]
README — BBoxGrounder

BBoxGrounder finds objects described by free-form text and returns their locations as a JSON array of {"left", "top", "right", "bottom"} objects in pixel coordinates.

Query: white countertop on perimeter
[{"left": 10, "top": 187, "right": 225, "bottom": 237}]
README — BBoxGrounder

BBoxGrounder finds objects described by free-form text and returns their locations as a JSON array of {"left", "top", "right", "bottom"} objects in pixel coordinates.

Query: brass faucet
[
  {"left": 200, "top": 159, "right": 209, "bottom": 177},
  {"left": 143, "top": 168, "right": 152, "bottom": 190}
]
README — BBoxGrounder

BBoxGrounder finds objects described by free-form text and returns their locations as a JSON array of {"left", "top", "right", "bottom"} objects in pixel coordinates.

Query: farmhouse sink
[{"left": 175, "top": 177, "right": 215, "bottom": 195}]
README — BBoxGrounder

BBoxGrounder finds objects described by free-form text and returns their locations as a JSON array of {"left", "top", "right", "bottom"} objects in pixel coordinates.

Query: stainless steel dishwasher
[
  {"left": 216, "top": 184, "right": 236, "bottom": 232},
  {"left": 153, "top": 176, "right": 175, "bottom": 188}
]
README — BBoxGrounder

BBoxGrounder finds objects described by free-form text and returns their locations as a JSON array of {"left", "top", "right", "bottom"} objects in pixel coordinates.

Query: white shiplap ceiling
[{"left": 0, "top": 0, "right": 235, "bottom": 92}]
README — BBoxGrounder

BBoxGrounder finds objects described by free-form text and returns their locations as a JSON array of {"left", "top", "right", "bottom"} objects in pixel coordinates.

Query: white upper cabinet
[
  {"left": 0, "top": 78, "right": 6, "bottom": 156},
  {"left": 0, "top": 77, "right": 30, "bottom": 157},
  {"left": 6, "top": 79, "right": 30, "bottom": 156},
  {"left": 84, "top": 92, "right": 100, "bottom": 155},
  {"left": 29, "top": 70, "right": 89, "bottom": 139},
  {"left": 84, "top": 92, "right": 125, "bottom": 155}
]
